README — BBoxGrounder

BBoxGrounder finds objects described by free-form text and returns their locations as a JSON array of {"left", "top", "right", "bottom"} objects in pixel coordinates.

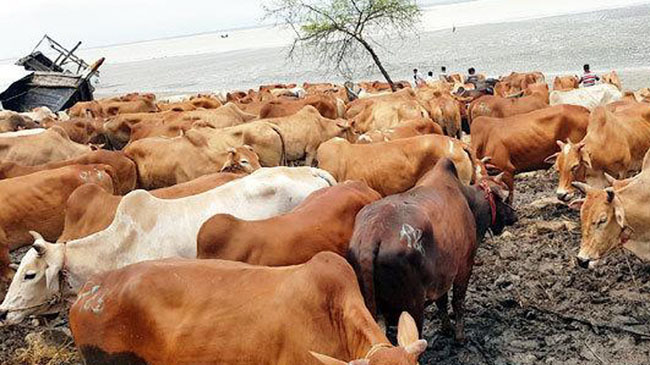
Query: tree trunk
[{"left": 357, "top": 37, "right": 396, "bottom": 92}]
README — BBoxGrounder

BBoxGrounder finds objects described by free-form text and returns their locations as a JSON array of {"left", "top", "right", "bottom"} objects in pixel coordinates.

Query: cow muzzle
[
  {"left": 576, "top": 256, "right": 590, "bottom": 269},
  {"left": 556, "top": 190, "right": 572, "bottom": 203}
]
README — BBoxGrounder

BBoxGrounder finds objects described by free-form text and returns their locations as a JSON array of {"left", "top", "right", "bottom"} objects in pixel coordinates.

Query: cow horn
[
  {"left": 604, "top": 173, "right": 616, "bottom": 185},
  {"left": 480, "top": 156, "right": 492, "bottom": 164},
  {"left": 9, "top": 263, "right": 19, "bottom": 271},
  {"left": 29, "top": 231, "right": 44, "bottom": 242},
  {"left": 571, "top": 181, "right": 591, "bottom": 194}
]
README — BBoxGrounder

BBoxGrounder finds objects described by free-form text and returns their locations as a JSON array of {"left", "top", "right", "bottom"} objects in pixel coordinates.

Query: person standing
[
  {"left": 413, "top": 68, "right": 426, "bottom": 87},
  {"left": 439, "top": 66, "right": 449, "bottom": 82},
  {"left": 578, "top": 64, "right": 600, "bottom": 87}
]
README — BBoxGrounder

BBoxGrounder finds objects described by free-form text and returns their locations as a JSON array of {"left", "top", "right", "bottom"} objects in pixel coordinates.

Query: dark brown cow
[
  {"left": 70, "top": 253, "right": 427, "bottom": 365},
  {"left": 348, "top": 159, "right": 517, "bottom": 341},
  {"left": 0, "top": 150, "right": 136, "bottom": 195},
  {"left": 471, "top": 105, "right": 590, "bottom": 202},
  {"left": 197, "top": 181, "right": 381, "bottom": 264}
]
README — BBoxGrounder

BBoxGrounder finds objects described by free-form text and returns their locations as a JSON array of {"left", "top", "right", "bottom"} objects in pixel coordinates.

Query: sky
[
  {"left": 0, "top": 0, "right": 468, "bottom": 60},
  {"left": 0, "top": 0, "right": 647, "bottom": 60}
]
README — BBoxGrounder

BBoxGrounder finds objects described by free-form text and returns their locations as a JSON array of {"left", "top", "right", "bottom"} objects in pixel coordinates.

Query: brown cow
[
  {"left": 351, "top": 99, "right": 429, "bottom": 133},
  {"left": 428, "top": 93, "right": 462, "bottom": 138},
  {"left": 469, "top": 83, "right": 549, "bottom": 123},
  {"left": 157, "top": 96, "right": 223, "bottom": 111},
  {"left": 259, "top": 95, "right": 340, "bottom": 119},
  {"left": 197, "top": 181, "right": 381, "bottom": 264},
  {"left": 316, "top": 134, "right": 475, "bottom": 196},
  {"left": 68, "top": 96, "right": 158, "bottom": 118},
  {"left": 345, "top": 88, "right": 417, "bottom": 120},
  {"left": 548, "top": 103, "right": 650, "bottom": 202},
  {"left": 0, "top": 111, "right": 38, "bottom": 133},
  {"left": 553, "top": 75, "right": 579, "bottom": 91},
  {"left": 348, "top": 159, "right": 517, "bottom": 341},
  {"left": 356, "top": 118, "right": 442, "bottom": 144},
  {"left": 41, "top": 118, "right": 106, "bottom": 145},
  {"left": 125, "top": 131, "right": 261, "bottom": 189},
  {"left": 70, "top": 253, "right": 427, "bottom": 365},
  {"left": 263, "top": 106, "right": 353, "bottom": 165},
  {"left": 471, "top": 105, "right": 590, "bottom": 202},
  {"left": 0, "top": 164, "right": 114, "bottom": 291},
  {"left": 0, "top": 150, "right": 136, "bottom": 195},
  {"left": 495, "top": 71, "right": 545, "bottom": 97},
  {"left": 60, "top": 171, "right": 246, "bottom": 242},
  {"left": 0, "top": 127, "right": 91, "bottom": 165}
]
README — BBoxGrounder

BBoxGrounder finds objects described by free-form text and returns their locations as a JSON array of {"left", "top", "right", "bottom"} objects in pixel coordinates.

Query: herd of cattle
[{"left": 0, "top": 70, "right": 649, "bottom": 364}]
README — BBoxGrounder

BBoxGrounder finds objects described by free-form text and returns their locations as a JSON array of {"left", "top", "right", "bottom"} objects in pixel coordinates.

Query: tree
[{"left": 264, "top": 0, "right": 421, "bottom": 91}]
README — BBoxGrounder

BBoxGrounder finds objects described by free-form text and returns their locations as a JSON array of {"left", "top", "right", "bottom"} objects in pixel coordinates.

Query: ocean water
[{"left": 92, "top": 4, "right": 650, "bottom": 96}]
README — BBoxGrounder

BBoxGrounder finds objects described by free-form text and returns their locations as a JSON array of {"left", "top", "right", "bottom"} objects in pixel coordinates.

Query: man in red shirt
[{"left": 579, "top": 64, "right": 600, "bottom": 87}]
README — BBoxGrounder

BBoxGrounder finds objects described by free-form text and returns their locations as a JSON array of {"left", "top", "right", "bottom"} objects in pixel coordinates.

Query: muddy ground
[{"left": 1, "top": 168, "right": 649, "bottom": 364}]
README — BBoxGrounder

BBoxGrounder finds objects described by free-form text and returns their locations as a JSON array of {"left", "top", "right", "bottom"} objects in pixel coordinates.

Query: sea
[{"left": 15, "top": 2, "right": 650, "bottom": 97}]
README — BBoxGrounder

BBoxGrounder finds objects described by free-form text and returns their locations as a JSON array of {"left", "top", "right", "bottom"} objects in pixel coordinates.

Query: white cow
[
  {"left": 550, "top": 84, "right": 622, "bottom": 111},
  {"left": 0, "top": 166, "right": 336, "bottom": 324}
]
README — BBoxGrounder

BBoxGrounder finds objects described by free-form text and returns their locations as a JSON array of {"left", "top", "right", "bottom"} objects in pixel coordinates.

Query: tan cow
[
  {"left": 548, "top": 103, "right": 650, "bottom": 202},
  {"left": 553, "top": 75, "right": 579, "bottom": 91},
  {"left": 60, "top": 171, "right": 247, "bottom": 242},
  {"left": 125, "top": 130, "right": 261, "bottom": 189},
  {"left": 351, "top": 99, "right": 429, "bottom": 133},
  {"left": 157, "top": 96, "right": 223, "bottom": 111},
  {"left": 0, "top": 127, "right": 90, "bottom": 165},
  {"left": 469, "top": 83, "right": 549, "bottom": 123},
  {"left": 68, "top": 96, "right": 158, "bottom": 118},
  {"left": 356, "top": 118, "right": 442, "bottom": 144},
  {"left": 263, "top": 106, "right": 353, "bottom": 165},
  {"left": 495, "top": 71, "right": 545, "bottom": 97},
  {"left": 197, "top": 181, "right": 381, "bottom": 265},
  {"left": 602, "top": 71, "right": 622, "bottom": 91},
  {"left": 427, "top": 93, "right": 462, "bottom": 138},
  {"left": 0, "top": 111, "right": 38, "bottom": 133},
  {"left": 259, "top": 95, "right": 340, "bottom": 119},
  {"left": 0, "top": 164, "right": 114, "bottom": 292},
  {"left": 0, "top": 150, "right": 136, "bottom": 195},
  {"left": 471, "top": 105, "right": 590, "bottom": 202},
  {"left": 316, "top": 134, "right": 474, "bottom": 196},
  {"left": 40, "top": 117, "right": 106, "bottom": 145},
  {"left": 345, "top": 88, "right": 417, "bottom": 120},
  {"left": 570, "top": 153, "right": 650, "bottom": 269},
  {"left": 69, "top": 253, "right": 427, "bottom": 365}
]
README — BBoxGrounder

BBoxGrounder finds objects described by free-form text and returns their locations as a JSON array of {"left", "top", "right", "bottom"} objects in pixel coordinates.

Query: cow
[
  {"left": 259, "top": 95, "right": 341, "bottom": 119},
  {"left": 345, "top": 88, "right": 417, "bottom": 120},
  {"left": 550, "top": 83, "right": 622, "bottom": 111},
  {"left": 68, "top": 96, "right": 158, "bottom": 118},
  {"left": 0, "top": 164, "right": 115, "bottom": 295},
  {"left": 471, "top": 105, "right": 590, "bottom": 202},
  {"left": 419, "top": 92, "right": 462, "bottom": 138},
  {"left": 495, "top": 71, "right": 545, "bottom": 97},
  {"left": 157, "top": 96, "right": 223, "bottom": 111},
  {"left": 570, "top": 153, "right": 650, "bottom": 269},
  {"left": 0, "top": 126, "right": 91, "bottom": 166},
  {"left": 316, "top": 134, "right": 475, "bottom": 196},
  {"left": 356, "top": 118, "right": 442, "bottom": 144},
  {"left": 41, "top": 118, "right": 107, "bottom": 145},
  {"left": 125, "top": 131, "right": 261, "bottom": 189},
  {"left": 67, "top": 253, "right": 427, "bottom": 365},
  {"left": 547, "top": 103, "right": 650, "bottom": 202},
  {"left": 263, "top": 106, "right": 353, "bottom": 165},
  {"left": 60, "top": 171, "right": 247, "bottom": 242},
  {"left": 602, "top": 71, "right": 622, "bottom": 91},
  {"left": 0, "top": 166, "right": 336, "bottom": 324},
  {"left": 351, "top": 99, "right": 429, "bottom": 133},
  {"left": 348, "top": 159, "right": 517, "bottom": 341},
  {"left": 553, "top": 75, "right": 579, "bottom": 91},
  {"left": 0, "top": 111, "right": 38, "bottom": 133},
  {"left": 469, "top": 83, "right": 549, "bottom": 123},
  {"left": 197, "top": 181, "right": 381, "bottom": 265},
  {"left": 0, "top": 150, "right": 137, "bottom": 195}
]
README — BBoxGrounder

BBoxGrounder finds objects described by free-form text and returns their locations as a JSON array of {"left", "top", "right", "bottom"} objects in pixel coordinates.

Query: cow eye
[
  {"left": 240, "top": 159, "right": 249, "bottom": 165},
  {"left": 596, "top": 216, "right": 608, "bottom": 226},
  {"left": 24, "top": 272, "right": 36, "bottom": 280}
]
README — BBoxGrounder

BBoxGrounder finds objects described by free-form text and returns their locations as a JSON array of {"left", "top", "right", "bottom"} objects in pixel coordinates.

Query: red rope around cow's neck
[{"left": 478, "top": 179, "right": 497, "bottom": 226}]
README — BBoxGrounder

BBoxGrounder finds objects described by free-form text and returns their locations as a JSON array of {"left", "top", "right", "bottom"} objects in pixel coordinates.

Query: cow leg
[
  {"left": 304, "top": 148, "right": 317, "bottom": 167},
  {"left": 436, "top": 293, "right": 453, "bottom": 336},
  {"left": 451, "top": 283, "right": 468, "bottom": 343},
  {"left": 504, "top": 170, "right": 515, "bottom": 205}
]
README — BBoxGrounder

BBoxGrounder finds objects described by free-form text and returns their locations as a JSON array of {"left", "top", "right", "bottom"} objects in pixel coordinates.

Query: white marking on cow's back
[
  {"left": 448, "top": 140, "right": 454, "bottom": 153},
  {"left": 400, "top": 224, "right": 424, "bottom": 255}
]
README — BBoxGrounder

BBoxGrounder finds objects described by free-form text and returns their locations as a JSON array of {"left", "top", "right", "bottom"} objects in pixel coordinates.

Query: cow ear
[
  {"left": 612, "top": 194, "right": 627, "bottom": 229},
  {"left": 309, "top": 352, "right": 348, "bottom": 365},
  {"left": 568, "top": 198, "right": 584, "bottom": 210},
  {"left": 397, "top": 312, "right": 419, "bottom": 348},
  {"left": 556, "top": 139, "right": 565, "bottom": 149},
  {"left": 579, "top": 148, "right": 592, "bottom": 169}
]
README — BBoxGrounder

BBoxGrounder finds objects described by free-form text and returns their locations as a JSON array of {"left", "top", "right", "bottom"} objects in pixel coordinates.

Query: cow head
[
  {"left": 220, "top": 145, "right": 261, "bottom": 174},
  {"left": 0, "top": 232, "right": 65, "bottom": 325},
  {"left": 570, "top": 183, "right": 630, "bottom": 269},
  {"left": 310, "top": 312, "right": 427, "bottom": 365},
  {"left": 546, "top": 140, "right": 591, "bottom": 202},
  {"left": 480, "top": 173, "right": 518, "bottom": 235},
  {"left": 334, "top": 119, "right": 358, "bottom": 142}
]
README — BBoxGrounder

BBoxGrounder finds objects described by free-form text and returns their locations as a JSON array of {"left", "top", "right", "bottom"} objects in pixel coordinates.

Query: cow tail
[{"left": 269, "top": 124, "right": 287, "bottom": 166}]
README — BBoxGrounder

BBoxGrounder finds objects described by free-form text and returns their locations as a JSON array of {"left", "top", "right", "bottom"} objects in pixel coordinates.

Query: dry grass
[{"left": 11, "top": 331, "right": 79, "bottom": 365}]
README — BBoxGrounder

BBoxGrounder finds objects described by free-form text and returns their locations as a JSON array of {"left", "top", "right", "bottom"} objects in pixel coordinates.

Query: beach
[{"left": 80, "top": 3, "right": 650, "bottom": 97}]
